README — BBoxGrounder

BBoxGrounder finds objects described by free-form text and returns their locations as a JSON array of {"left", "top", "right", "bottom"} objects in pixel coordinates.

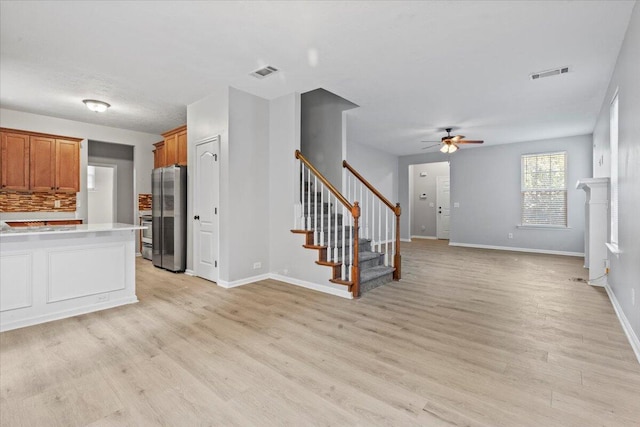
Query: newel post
[
  {"left": 351, "top": 201, "right": 360, "bottom": 298},
  {"left": 394, "top": 202, "right": 401, "bottom": 280}
]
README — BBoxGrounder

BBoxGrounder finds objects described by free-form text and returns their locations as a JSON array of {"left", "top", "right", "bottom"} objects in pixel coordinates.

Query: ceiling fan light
[
  {"left": 83, "top": 99, "right": 110, "bottom": 113},
  {"left": 449, "top": 144, "right": 458, "bottom": 153},
  {"left": 440, "top": 145, "right": 449, "bottom": 153}
]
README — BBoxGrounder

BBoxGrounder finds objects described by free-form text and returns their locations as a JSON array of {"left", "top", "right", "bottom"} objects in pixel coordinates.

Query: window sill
[
  {"left": 517, "top": 225, "right": 571, "bottom": 230},
  {"left": 606, "top": 243, "right": 621, "bottom": 257}
]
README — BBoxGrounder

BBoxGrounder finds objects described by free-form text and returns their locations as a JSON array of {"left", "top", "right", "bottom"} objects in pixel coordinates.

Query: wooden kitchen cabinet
[
  {"left": 154, "top": 125, "right": 187, "bottom": 168},
  {"left": 55, "top": 139, "right": 80, "bottom": 192},
  {"left": 0, "top": 131, "right": 30, "bottom": 191},
  {"left": 29, "top": 135, "right": 56, "bottom": 192},
  {"left": 30, "top": 136, "right": 79, "bottom": 192},
  {"left": 153, "top": 141, "right": 165, "bottom": 168},
  {"left": 176, "top": 128, "right": 187, "bottom": 165},
  {"left": 0, "top": 128, "right": 81, "bottom": 193}
]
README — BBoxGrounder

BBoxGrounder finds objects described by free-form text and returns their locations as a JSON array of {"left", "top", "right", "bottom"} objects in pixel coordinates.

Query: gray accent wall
[
  {"left": 301, "top": 88, "right": 358, "bottom": 189},
  {"left": 449, "top": 135, "right": 591, "bottom": 253},
  {"left": 345, "top": 140, "right": 399, "bottom": 205},
  {"left": 592, "top": 2, "right": 640, "bottom": 351},
  {"left": 409, "top": 162, "right": 449, "bottom": 238},
  {"left": 400, "top": 134, "right": 592, "bottom": 255}
]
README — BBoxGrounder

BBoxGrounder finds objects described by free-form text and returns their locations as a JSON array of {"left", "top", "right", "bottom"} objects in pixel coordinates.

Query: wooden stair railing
[
  {"left": 292, "top": 150, "right": 361, "bottom": 297},
  {"left": 343, "top": 160, "right": 401, "bottom": 280}
]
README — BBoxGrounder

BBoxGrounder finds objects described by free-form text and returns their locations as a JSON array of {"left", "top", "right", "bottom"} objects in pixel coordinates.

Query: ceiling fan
[{"left": 421, "top": 128, "right": 484, "bottom": 153}]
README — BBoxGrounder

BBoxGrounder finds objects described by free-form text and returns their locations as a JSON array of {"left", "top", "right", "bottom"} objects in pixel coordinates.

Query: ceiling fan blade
[
  {"left": 451, "top": 135, "right": 465, "bottom": 142},
  {"left": 421, "top": 143, "right": 441, "bottom": 150},
  {"left": 457, "top": 139, "right": 484, "bottom": 144}
]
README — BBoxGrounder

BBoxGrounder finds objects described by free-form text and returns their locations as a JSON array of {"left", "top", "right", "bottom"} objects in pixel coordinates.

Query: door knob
[{"left": 194, "top": 215, "right": 200, "bottom": 220}]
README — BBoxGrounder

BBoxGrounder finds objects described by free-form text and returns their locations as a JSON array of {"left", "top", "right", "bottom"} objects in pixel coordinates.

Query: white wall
[
  {"left": 409, "top": 162, "right": 449, "bottom": 238},
  {"left": 227, "top": 87, "right": 270, "bottom": 282},
  {"left": 0, "top": 108, "right": 158, "bottom": 223},
  {"left": 592, "top": 2, "right": 640, "bottom": 351},
  {"left": 186, "top": 86, "right": 229, "bottom": 274},
  {"left": 268, "top": 93, "right": 346, "bottom": 293}
]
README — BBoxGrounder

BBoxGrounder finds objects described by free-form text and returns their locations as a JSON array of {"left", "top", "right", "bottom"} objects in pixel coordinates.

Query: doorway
[
  {"left": 87, "top": 164, "right": 117, "bottom": 224},
  {"left": 408, "top": 161, "right": 450, "bottom": 240}
]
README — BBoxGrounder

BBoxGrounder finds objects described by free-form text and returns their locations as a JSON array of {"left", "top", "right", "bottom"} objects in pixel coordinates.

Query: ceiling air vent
[
  {"left": 250, "top": 65, "right": 279, "bottom": 79},
  {"left": 530, "top": 66, "right": 569, "bottom": 80}
]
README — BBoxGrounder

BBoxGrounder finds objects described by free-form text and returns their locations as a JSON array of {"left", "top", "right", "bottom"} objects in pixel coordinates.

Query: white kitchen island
[{"left": 0, "top": 223, "right": 144, "bottom": 332}]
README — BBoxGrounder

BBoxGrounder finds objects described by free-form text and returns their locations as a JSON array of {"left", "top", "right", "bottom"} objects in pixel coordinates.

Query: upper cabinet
[
  {"left": 154, "top": 125, "right": 187, "bottom": 168},
  {"left": 0, "top": 128, "right": 81, "bottom": 193},
  {"left": 1, "top": 132, "right": 30, "bottom": 191}
]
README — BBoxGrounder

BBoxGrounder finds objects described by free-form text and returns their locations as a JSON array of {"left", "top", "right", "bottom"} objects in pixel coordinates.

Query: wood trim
[
  {"left": 0, "top": 128, "right": 82, "bottom": 143},
  {"left": 343, "top": 159, "right": 397, "bottom": 213},
  {"left": 161, "top": 124, "right": 187, "bottom": 138},
  {"left": 295, "top": 150, "right": 352, "bottom": 210}
]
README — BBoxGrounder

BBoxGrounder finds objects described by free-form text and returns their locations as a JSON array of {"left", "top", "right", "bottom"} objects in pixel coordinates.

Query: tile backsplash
[
  {"left": 0, "top": 192, "right": 76, "bottom": 212},
  {"left": 138, "top": 193, "right": 152, "bottom": 211}
]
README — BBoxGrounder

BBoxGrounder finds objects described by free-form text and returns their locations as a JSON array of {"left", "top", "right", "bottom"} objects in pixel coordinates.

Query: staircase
[{"left": 291, "top": 150, "right": 401, "bottom": 298}]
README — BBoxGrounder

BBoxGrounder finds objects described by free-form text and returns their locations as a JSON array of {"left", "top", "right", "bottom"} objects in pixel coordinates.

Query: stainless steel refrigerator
[{"left": 152, "top": 165, "right": 187, "bottom": 272}]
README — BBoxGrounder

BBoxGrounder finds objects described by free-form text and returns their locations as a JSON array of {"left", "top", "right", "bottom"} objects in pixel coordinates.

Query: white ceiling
[{"left": 0, "top": 1, "right": 635, "bottom": 155}]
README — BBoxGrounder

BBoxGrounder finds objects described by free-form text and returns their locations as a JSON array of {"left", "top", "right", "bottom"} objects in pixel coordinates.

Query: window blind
[{"left": 521, "top": 152, "right": 567, "bottom": 226}]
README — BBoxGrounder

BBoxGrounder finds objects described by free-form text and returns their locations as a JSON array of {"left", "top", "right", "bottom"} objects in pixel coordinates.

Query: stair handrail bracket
[
  {"left": 343, "top": 159, "right": 401, "bottom": 281},
  {"left": 294, "top": 150, "right": 361, "bottom": 297}
]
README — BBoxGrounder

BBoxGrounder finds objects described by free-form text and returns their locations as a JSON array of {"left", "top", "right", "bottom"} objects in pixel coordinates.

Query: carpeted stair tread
[{"left": 360, "top": 265, "right": 395, "bottom": 283}]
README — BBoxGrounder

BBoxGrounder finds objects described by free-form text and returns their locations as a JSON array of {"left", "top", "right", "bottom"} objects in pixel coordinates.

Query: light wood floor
[{"left": 1, "top": 240, "right": 639, "bottom": 426}]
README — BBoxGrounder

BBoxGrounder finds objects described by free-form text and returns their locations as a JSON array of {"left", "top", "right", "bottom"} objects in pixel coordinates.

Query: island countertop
[{"left": 0, "top": 222, "right": 146, "bottom": 238}]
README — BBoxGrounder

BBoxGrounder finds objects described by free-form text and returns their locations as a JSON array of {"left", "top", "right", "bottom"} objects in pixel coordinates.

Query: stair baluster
[{"left": 343, "top": 159, "right": 402, "bottom": 281}]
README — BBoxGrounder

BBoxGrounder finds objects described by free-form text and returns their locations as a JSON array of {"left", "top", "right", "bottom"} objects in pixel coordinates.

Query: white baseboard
[
  {"left": 604, "top": 283, "right": 640, "bottom": 365},
  {"left": 411, "top": 235, "right": 438, "bottom": 240},
  {"left": 448, "top": 242, "right": 584, "bottom": 257},
  {"left": 400, "top": 238, "right": 412, "bottom": 243},
  {"left": 212, "top": 272, "right": 352, "bottom": 299},
  {"left": 0, "top": 296, "right": 138, "bottom": 333},
  {"left": 184, "top": 269, "right": 195, "bottom": 276},
  {"left": 269, "top": 274, "right": 353, "bottom": 299},
  {"left": 216, "top": 273, "right": 270, "bottom": 289}
]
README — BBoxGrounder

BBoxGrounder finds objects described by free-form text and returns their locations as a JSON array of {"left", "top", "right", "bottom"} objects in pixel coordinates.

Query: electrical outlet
[
  {"left": 508, "top": 233, "right": 513, "bottom": 239},
  {"left": 253, "top": 262, "right": 261, "bottom": 269},
  {"left": 453, "top": 202, "right": 460, "bottom": 208},
  {"left": 54, "top": 200, "right": 61, "bottom": 208}
]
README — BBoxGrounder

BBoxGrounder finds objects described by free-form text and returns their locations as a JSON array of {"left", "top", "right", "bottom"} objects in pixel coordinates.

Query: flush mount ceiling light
[{"left": 82, "top": 99, "right": 110, "bottom": 112}]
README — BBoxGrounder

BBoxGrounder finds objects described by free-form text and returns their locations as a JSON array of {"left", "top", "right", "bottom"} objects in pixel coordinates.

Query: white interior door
[
  {"left": 436, "top": 175, "right": 450, "bottom": 239},
  {"left": 194, "top": 137, "right": 220, "bottom": 282}
]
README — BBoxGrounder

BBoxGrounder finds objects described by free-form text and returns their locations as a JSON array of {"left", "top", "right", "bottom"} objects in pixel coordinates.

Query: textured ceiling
[{"left": 0, "top": 1, "right": 635, "bottom": 155}]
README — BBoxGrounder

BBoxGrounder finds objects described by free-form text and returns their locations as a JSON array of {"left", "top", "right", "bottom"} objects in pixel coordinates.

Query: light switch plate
[
  {"left": 54, "top": 200, "right": 61, "bottom": 208},
  {"left": 453, "top": 202, "right": 460, "bottom": 208}
]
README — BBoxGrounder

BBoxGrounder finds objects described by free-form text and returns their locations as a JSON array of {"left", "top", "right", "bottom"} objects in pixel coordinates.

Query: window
[
  {"left": 521, "top": 152, "right": 567, "bottom": 226},
  {"left": 610, "top": 92, "right": 619, "bottom": 247}
]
